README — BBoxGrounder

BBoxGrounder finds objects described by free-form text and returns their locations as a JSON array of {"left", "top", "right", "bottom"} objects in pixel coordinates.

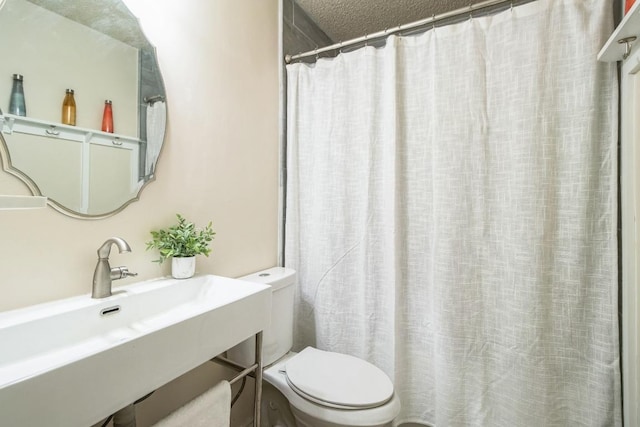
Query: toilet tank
[{"left": 227, "top": 267, "right": 296, "bottom": 367}]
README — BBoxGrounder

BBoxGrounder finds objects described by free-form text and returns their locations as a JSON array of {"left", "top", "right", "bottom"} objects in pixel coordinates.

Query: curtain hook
[
  {"left": 510, "top": 1, "right": 514, "bottom": 13},
  {"left": 432, "top": 14, "right": 436, "bottom": 30},
  {"left": 469, "top": 4, "right": 473, "bottom": 20},
  {"left": 364, "top": 33, "right": 368, "bottom": 47},
  {"left": 314, "top": 46, "right": 319, "bottom": 60},
  {"left": 339, "top": 41, "right": 343, "bottom": 54}
]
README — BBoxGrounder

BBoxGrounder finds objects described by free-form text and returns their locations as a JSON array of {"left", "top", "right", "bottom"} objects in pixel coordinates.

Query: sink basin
[{"left": 0, "top": 274, "right": 271, "bottom": 426}]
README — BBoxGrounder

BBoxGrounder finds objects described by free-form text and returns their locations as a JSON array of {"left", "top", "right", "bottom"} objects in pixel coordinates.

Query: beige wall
[
  {"left": 0, "top": 0, "right": 280, "bottom": 425},
  {"left": 7, "top": 133, "right": 84, "bottom": 211}
]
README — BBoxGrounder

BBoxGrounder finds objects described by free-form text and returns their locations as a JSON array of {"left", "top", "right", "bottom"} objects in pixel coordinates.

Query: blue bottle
[{"left": 8, "top": 74, "right": 26, "bottom": 116}]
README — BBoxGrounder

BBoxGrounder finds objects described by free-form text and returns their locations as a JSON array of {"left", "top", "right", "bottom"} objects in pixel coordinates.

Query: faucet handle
[
  {"left": 121, "top": 267, "right": 138, "bottom": 278},
  {"left": 110, "top": 266, "right": 138, "bottom": 280}
]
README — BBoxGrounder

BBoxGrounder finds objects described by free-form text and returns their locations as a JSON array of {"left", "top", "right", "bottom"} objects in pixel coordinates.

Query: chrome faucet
[{"left": 92, "top": 237, "right": 138, "bottom": 298}]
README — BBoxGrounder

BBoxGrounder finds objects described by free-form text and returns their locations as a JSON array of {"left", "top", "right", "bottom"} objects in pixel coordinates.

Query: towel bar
[
  {"left": 212, "top": 331, "right": 263, "bottom": 427},
  {"left": 228, "top": 364, "right": 258, "bottom": 386}
]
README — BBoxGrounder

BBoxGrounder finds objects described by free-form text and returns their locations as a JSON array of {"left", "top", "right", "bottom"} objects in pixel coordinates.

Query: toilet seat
[{"left": 284, "top": 347, "right": 394, "bottom": 410}]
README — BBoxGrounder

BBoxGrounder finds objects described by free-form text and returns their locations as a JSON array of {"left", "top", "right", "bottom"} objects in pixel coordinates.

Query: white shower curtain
[
  {"left": 285, "top": 0, "right": 620, "bottom": 426},
  {"left": 145, "top": 101, "right": 166, "bottom": 177}
]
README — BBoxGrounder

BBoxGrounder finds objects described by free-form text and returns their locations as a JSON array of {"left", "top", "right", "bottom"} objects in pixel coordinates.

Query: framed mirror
[{"left": 0, "top": 0, "right": 166, "bottom": 218}]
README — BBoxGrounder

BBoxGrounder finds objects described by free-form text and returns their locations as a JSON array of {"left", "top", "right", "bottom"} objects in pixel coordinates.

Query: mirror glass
[{"left": 0, "top": 0, "right": 166, "bottom": 218}]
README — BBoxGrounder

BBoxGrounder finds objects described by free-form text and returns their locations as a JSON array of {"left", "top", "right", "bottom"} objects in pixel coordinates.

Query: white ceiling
[{"left": 296, "top": 0, "right": 480, "bottom": 42}]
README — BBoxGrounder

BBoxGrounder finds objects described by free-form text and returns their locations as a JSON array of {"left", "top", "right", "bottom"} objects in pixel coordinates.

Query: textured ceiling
[
  {"left": 26, "top": 0, "right": 150, "bottom": 49},
  {"left": 296, "top": 0, "right": 477, "bottom": 42}
]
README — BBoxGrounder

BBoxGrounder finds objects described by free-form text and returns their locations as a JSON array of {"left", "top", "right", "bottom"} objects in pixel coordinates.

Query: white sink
[{"left": 0, "top": 274, "right": 271, "bottom": 426}]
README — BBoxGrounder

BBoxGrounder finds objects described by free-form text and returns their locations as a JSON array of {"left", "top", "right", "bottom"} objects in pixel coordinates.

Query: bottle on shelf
[
  {"left": 8, "top": 74, "right": 26, "bottom": 117},
  {"left": 61, "top": 89, "right": 76, "bottom": 126},
  {"left": 101, "top": 100, "right": 113, "bottom": 133}
]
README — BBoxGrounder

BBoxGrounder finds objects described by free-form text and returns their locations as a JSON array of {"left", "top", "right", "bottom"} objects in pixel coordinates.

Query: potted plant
[{"left": 146, "top": 214, "right": 215, "bottom": 279}]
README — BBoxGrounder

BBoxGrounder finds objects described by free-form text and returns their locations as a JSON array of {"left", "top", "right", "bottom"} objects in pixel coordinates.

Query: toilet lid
[{"left": 284, "top": 347, "right": 394, "bottom": 409}]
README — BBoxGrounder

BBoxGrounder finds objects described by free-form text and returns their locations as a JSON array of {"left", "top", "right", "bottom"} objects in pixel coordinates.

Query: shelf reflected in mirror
[{"left": 0, "top": 0, "right": 166, "bottom": 218}]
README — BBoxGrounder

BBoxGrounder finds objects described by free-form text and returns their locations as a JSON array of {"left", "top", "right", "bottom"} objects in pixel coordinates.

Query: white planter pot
[{"left": 171, "top": 256, "right": 196, "bottom": 279}]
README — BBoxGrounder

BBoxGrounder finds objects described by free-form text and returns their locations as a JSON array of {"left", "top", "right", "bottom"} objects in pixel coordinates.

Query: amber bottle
[{"left": 61, "top": 89, "right": 76, "bottom": 126}]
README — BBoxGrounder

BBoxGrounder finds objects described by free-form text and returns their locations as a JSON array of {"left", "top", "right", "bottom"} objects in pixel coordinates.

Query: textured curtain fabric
[
  {"left": 285, "top": 0, "right": 620, "bottom": 426},
  {"left": 145, "top": 101, "right": 166, "bottom": 177}
]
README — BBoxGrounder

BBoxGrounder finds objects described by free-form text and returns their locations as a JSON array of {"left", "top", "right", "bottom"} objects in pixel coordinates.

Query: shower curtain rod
[{"left": 285, "top": 0, "right": 527, "bottom": 63}]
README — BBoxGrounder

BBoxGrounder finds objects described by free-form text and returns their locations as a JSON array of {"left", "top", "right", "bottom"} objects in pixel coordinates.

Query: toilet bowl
[
  {"left": 264, "top": 350, "right": 400, "bottom": 427},
  {"left": 228, "top": 267, "right": 400, "bottom": 427}
]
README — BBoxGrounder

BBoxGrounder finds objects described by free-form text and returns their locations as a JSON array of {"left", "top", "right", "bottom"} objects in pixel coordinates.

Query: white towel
[
  {"left": 152, "top": 380, "right": 231, "bottom": 427},
  {"left": 145, "top": 101, "right": 166, "bottom": 177}
]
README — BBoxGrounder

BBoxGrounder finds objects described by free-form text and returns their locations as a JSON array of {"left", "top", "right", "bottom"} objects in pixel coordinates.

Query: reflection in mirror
[{"left": 0, "top": 0, "right": 166, "bottom": 218}]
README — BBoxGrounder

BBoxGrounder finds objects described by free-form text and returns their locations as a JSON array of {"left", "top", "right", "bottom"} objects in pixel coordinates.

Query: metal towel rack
[{"left": 211, "top": 332, "right": 263, "bottom": 427}]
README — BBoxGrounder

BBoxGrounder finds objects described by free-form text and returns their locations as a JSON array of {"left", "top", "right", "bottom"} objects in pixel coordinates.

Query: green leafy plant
[{"left": 146, "top": 214, "right": 215, "bottom": 263}]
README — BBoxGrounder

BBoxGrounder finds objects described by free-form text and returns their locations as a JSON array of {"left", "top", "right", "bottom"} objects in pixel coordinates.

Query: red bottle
[
  {"left": 626, "top": 0, "right": 636, "bottom": 14},
  {"left": 101, "top": 100, "right": 113, "bottom": 133}
]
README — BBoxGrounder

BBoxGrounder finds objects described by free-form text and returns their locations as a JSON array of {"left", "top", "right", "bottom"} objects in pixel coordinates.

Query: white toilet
[{"left": 228, "top": 267, "right": 401, "bottom": 427}]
